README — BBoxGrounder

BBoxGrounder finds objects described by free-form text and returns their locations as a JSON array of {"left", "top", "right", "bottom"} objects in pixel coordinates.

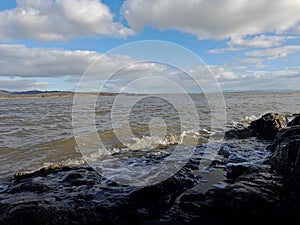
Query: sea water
[{"left": 0, "top": 91, "right": 299, "bottom": 181}]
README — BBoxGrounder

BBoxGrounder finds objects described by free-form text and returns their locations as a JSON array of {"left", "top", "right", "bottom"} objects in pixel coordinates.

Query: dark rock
[
  {"left": 159, "top": 132, "right": 300, "bottom": 225},
  {"left": 2, "top": 116, "right": 300, "bottom": 225},
  {"left": 218, "top": 146, "right": 231, "bottom": 158},
  {"left": 203, "top": 171, "right": 289, "bottom": 225},
  {"left": 225, "top": 162, "right": 270, "bottom": 180},
  {"left": 0, "top": 159, "right": 201, "bottom": 225},
  {"left": 225, "top": 128, "right": 253, "bottom": 139},
  {"left": 225, "top": 113, "right": 287, "bottom": 140},
  {"left": 227, "top": 152, "right": 248, "bottom": 163},
  {"left": 270, "top": 125, "right": 300, "bottom": 189},
  {"left": 163, "top": 163, "right": 293, "bottom": 225},
  {"left": 287, "top": 115, "right": 300, "bottom": 127},
  {"left": 269, "top": 125, "right": 300, "bottom": 152},
  {"left": 225, "top": 163, "right": 249, "bottom": 179},
  {"left": 249, "top": 113, "right": 287, "bottom": 140}
]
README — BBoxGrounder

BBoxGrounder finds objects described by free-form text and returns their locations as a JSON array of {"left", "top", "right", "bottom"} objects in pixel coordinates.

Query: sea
[{"left": 0, "top": 91, "right": 299, "bottom": 183}]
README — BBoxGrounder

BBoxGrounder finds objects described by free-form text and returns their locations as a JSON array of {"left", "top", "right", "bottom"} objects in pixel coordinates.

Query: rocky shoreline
[{"left": 1, "top": 113, "right": 300, "bottom": 225}]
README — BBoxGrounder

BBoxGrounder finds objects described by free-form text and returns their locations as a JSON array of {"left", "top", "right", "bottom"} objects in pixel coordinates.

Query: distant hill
[
  {"left": 0, "top": 90, "right": 74, "bottom": 98},
  {"left": 11, "top": 90, "right": 72, "bottom": 95},
  {"left": 0, "top": 90, "right": 12, "bottom": 96},
  {"left": 0, "top": 90, "right": 117, "bottom": 99}
]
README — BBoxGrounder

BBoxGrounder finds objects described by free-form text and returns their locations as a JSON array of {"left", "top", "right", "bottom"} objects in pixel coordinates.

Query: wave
[
  {"left": 43, "top": 158, "right": 86, "bottom": 168},
  {"left": 112, "top": 129, "right": 213, "bottom": 152},
  {"left": 73, "top": 128, "right": 214, "bottom": 163},
  {"left": 227, "top": 115, "right": 258, "bottom": 128}
]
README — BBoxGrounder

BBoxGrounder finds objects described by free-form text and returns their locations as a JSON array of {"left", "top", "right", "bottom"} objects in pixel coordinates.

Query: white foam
[
  {"left": 43, "top": 158, "right": 86, "bottom": 167},
  {"left": 227, "top": 115, "right": 258, "bottom": 128},
  {"left": 121, "top": 129, "right": 211, "bottom": 151}
]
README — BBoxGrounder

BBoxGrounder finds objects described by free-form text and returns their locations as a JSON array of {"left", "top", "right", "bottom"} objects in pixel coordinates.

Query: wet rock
[
  {"left": 1, "top": 114, "right": 300, "bottom": 225},
  {"left": 159, "top": 129, "right": 300, "bottom": 225},
  {"left": 249, "top": 113, "right": 287, "bottom": 140},
  {"left": 227, "top": 152, "right": 248, "bottom": 163},
  {"left": 0, "top": 159, "right": 201, "bottom": 225},
  {"left": 270, "top": 125, "right": 300, "bottom": 189},
  {"left": 225, "top": 113, "right": 287, "bottom": 140},
  {"left": 269, "top": 125, "right": 300, "bottom": 152},
  {"left": 162, "top": 158, "right": 300, "bottom": 225},
  {"left": 203, "top": 171, "right": 289, "bottom": 225},
  {"left": 287, "top": 115, "right": 300, "bottom": 127},
  {"left": 218, "top": 146, "right": 231, "bottom": 158},
  {"left": 224, "top": 128, "right": 253, "bottom": 139},
  {"left": 225, "top": 163, "right": 251, "bottom": 179},
  {"left": 162, "top": 166, "right": 292, "bottom": 225}
]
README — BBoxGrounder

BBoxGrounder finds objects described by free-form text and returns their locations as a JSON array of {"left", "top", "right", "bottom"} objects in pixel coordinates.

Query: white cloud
[
  {"left": 0, "top": 44, "right": 178, "bottom": 80},
  {"left": 254, "top": 63, "right": 268, "bottom": 69},
  {"left": 183, "top": 65, "right": 300, "bottom": 91},
  {"left": 245, "top": 45, "right": 300, "bottom": 60},
  {"left": 105, "top": 64, "right": 300, "bottom": 93},
  {"left": 234, "top": 66, "right": 248, "bottom": 71},
  {"left": 0, "top": 44, "right": 232, "bottom": 93},
  {"left": 0, "top": 44, "right": 100, "bottom": 77},
  {"left": 0, "top": 44, "right": 149, "bottom": 79},
  {"left": 217, "top": 68, "right": 300, "bottom": 91},
  {"left": 240, "top": 58, "right": 266, "bottom": 69},
  {"left": 293, "top": 24, "right": 300, "bottom": 34},
  {"left": 0, "top": 0, "right": 134, "bottom": 42},
  {"left": 0, "top": 45, "right": 197, "bottom": 93},
  {"left": 228, "top": 35, "right": 291, "bottom": 48},
  {"left": 0, "top": 78, "right": 50, "bottom": 91},
  {"left": 207, "top": 47, "right": 242, "bottom": 54},
  {"left": 242, "top": 58, "right": 263, "bottom": 64},
  {"left": 122, "top": 0, "right": 300, "bottom": 40},
  {"left": 1, "top": 44, "right": 300, "bottom": 93},
  {"left": 205, "top": 65, "right": 238, "bottom": 81}
]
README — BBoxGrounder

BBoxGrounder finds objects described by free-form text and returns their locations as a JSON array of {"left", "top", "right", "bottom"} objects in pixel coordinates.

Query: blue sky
[{"left": 0, "top": 0, "right": 300, "bottom": 92}]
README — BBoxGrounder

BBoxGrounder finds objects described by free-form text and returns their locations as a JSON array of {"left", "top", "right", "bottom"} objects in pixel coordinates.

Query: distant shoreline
[
  {"left": 1, "top": 90, "right": 300, "bottom": 99},
  {"left": 0, "top": 90, "right": 118, "bottom": 99}
]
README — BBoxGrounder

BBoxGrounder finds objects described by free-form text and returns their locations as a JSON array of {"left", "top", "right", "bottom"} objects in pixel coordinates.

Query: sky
[{"left": 0, "top": 0, "right": 300, "bottom": 93}]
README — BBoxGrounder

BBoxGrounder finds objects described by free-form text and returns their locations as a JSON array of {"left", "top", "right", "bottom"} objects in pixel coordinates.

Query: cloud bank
[
  {"left": 0, "top": 0, "right": 134, "bottom": 42},
  {"left": 0, "top": 79, "right": 50, "bottom": 91},
  {"left": 1, "top": 44, "right": 299, "bottom": 92},
  {"left": 122, "top": 0, "right": 300, "bottom": 40},
  {"left": 0, "top": 44, "right": 100, "bottom": 77}
]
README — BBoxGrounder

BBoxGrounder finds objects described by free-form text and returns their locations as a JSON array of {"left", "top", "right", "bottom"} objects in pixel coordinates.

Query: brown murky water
[{"left": 0, "top": 92, "right": 299, "bottom": 180}]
